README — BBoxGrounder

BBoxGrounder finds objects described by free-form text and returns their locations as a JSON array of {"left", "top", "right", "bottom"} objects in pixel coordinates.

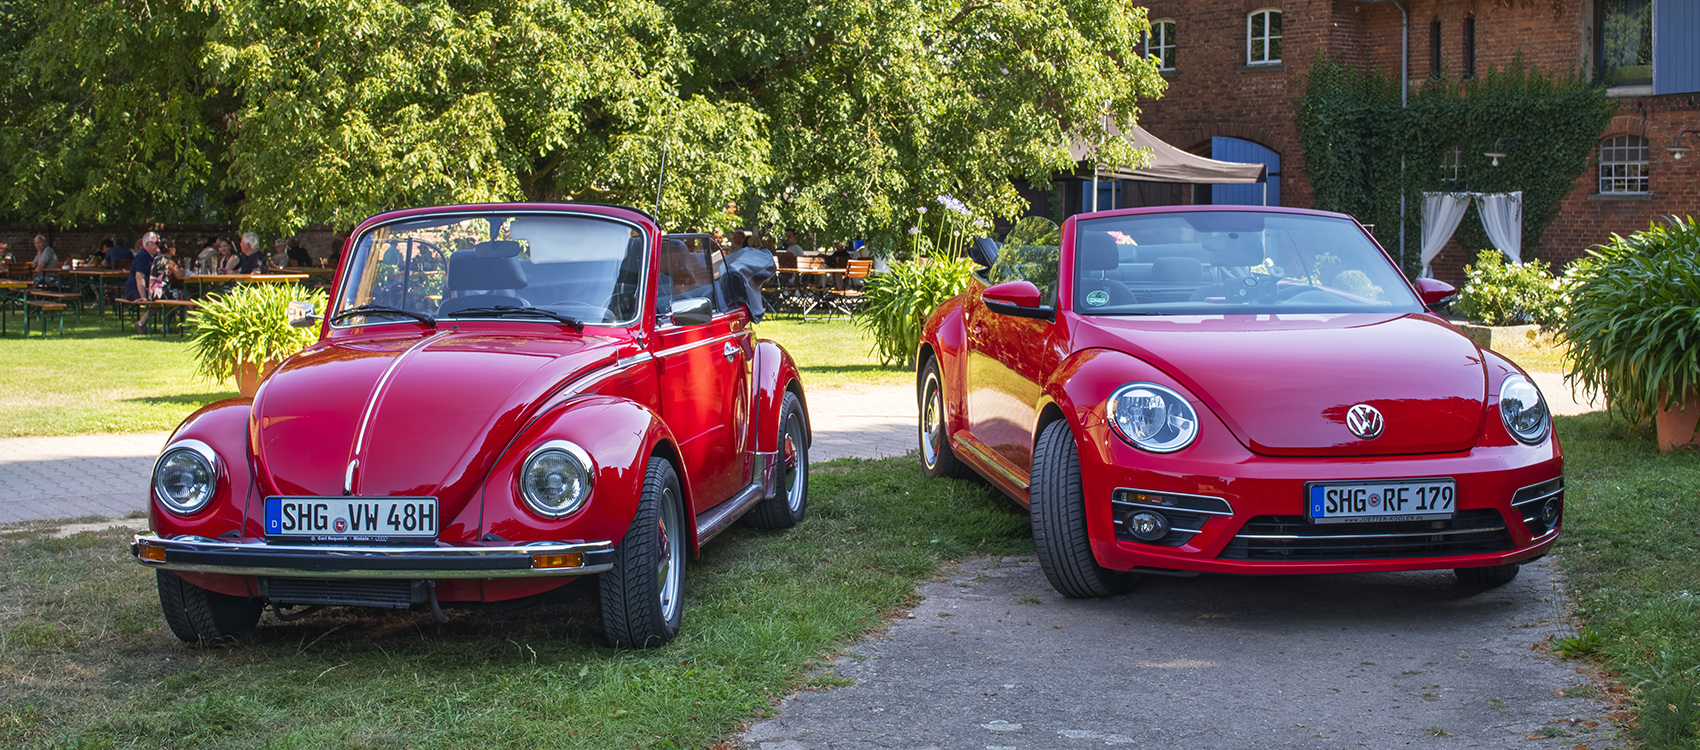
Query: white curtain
[
  {"left": 1420, "top": 192, "right": 1472, "bottom": 278},
  {"left": 1477, "top": 191, "right": 1523, "bottom": 264}
]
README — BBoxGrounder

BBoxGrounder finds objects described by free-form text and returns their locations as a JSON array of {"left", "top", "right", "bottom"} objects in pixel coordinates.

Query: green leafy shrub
[
  {"left": 856, "top": 255, "right": 977, "bottom": 369},
  {"left": 1560, "top": 216, "right": 1700, "bottom": 424},
  {"left": 1455, "top": 249, "right": 1566, "bottom": 326},
  {"left": 189, "top": 283, "right": 327, "bottom": 382}
]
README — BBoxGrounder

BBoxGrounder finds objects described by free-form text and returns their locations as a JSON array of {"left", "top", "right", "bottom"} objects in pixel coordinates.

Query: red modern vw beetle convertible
[
  {"left": 917, "top": 207, "right": 1561, "bottom": 597},
  {"left": 132, "top": 203, "right": 810, "bottom": 647}
]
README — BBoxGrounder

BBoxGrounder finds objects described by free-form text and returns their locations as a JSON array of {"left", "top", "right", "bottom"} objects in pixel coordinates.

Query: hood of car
[
  {"left": 1075, "top": 313, "right": 1487, "bottom": 457},
  {"left": 249, "top": 330, "right": 628, "bottom": 511}
]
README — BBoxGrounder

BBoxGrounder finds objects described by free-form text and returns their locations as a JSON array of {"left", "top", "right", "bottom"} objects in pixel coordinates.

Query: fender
[
  {"left": 147, "top": 398, "right": 258, "bottom": 597},
  {"left": 480, "top": 394, "right": 689, "bottom": 551},
  {"left": 751, "top": 339, "right": 809, "bottom": 452},
  {"left": 919, "top": 291, "right": 971, "bottom": 440}
]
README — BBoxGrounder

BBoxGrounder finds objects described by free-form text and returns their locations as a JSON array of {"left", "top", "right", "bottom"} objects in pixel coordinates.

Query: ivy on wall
[{"left": 1296, "top": 54, "right": 1615, "bottom": 277}]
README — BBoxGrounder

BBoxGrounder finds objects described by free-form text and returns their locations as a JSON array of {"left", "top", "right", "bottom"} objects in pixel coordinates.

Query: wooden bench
[
  {"left": 136, "top": 299, "right": 200, "bottom": 336},
  {"left": 24, "top": 300, "right": 66, "bottom": 337},
  {"left": 27, "top": 290, "right": 82, "bottom": 325}
]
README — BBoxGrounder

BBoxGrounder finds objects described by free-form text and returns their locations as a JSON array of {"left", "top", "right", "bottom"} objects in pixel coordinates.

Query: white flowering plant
[{"left": 1454, "top": 250, "right": 1567, "bottom": 327}]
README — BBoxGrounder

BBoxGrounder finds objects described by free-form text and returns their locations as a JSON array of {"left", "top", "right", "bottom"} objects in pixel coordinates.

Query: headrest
[
  {"left": 1202, "top": 234, "right": 1265, "bottom": 267},
  {"left": 448, "top": 250, "right": 527, "bottom": 291},
  {"left": 1152, "top": 256, "right": 1203, "bottom": 283},
  {"left": 474, "top": 239, "right": 522, "bottom": 258},
  {"left": 1076, "top": 232, "right": 1120, "bottom": 272}
]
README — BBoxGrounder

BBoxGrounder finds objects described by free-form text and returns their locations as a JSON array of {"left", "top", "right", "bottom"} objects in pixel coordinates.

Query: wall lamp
[
  {"left": 1484, "top": 136, "right": 1526, "bottom": 167},
  {"left": 1669, "top": 130, "right": 1700, "bottom": 160}
]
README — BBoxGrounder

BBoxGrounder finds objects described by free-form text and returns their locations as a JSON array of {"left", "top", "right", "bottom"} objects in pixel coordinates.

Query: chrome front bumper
[{"left": 131, "top": 533, "right": 615, "bottom": 579}]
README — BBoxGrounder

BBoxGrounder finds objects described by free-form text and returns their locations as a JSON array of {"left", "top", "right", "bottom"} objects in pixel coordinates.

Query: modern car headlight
[
  {"left": 520, "top": 441, "right": 594, "bottom": 518},
  {"left": 1106, "top": 383, "right": 1199, "bottom": 453},
  {"left": 152, "top": 440, "right": 219, "bottom": 515},
  {"left": 1499, "top": 374, "right": 1550, "bottom": 444}
]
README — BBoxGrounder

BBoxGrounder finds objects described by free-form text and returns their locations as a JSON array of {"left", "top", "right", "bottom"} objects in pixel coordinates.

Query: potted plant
[
  {"left": 189, "top": 283, "right": 327, "bottom": 397},
  {"left": 1453, "top": 249, "right": 1566, "bottom": 352},
  {"left": 1560, "top": 216, "right": 1700, "bottom": 452}
]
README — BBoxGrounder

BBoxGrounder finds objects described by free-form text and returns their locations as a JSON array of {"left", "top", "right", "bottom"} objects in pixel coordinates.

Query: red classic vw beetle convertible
[
  {"left": 918, "top": 207, "right": 1561, "bottom": 597},
  {"left": 132, "top": 203, "right": 810, "bottom": 647}
]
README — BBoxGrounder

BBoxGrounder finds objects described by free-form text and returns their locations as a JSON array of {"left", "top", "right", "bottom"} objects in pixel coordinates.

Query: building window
[
  {"left": 1441, "top": 146, "right": 1462, "bottom": 182},
  {"left": 1247, "top": 9, "right": 1282, "bottom": 65},
  {"left": 1596, "top": 0, "right": 1652, "bottom": 87},
  {"left": 1598, "top": 134, "right": 1650, "bottom": 194},
  {"left": 1147, "top": 19, "right": 1176, "bottom": 71},
  {"left": 1462, "top": 17, "right": 1475, "bottom": 79},
  {"left": 1430, "top": 20, "right": 1442, "bottom": 75}
]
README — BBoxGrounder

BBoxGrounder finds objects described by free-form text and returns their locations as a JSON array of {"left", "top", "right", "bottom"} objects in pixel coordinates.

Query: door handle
[{"left": 722, "top": 342, "right": 740, "bottom": 362}]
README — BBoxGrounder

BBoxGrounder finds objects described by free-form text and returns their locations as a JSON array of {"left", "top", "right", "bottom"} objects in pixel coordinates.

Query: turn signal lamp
[
  {"left": 531, "top": 552, "right": 585, "bottom": 570},
  {"left": 137, "top": 543, "right": 167, "bottom": 562}
]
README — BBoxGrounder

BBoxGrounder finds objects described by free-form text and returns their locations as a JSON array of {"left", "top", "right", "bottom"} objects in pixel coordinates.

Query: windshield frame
[
  {"left": 330, "top": 208, "right": 651, "bottom": 331},
  {"left": 1067, "top": 208, "right": 1424, "bottom": 317}
]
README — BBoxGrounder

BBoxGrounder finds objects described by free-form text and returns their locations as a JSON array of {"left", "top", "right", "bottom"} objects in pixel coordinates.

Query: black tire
[
  {"left": 746, "top": 391, "right": 809, "bottom": 529},
  {"left": 600, "top": 457, "right": 686, "bottom": 648},
  {"left": 1454, "top": 563, "right": 1520, "bottom": 587},
  {"left": 156, "top": 569, "right": 263, "bottom": 643},
  {"left": 1031, "top": 420, "right": 1137, "bottom": 598},
  {"left": 918, "top": 357, "right": 974, "bottom": 479}
]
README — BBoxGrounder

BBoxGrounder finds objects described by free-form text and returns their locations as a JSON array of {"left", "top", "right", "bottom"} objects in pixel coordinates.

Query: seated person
[
  {"left": 286, "top": 242, "right": 314, "bottom": 268},
  {"left": 29, "top": 234, "right": 57, "bottom": 287},
  {"left": 104, "top": 238, "right": 134, "bottom": 270}
]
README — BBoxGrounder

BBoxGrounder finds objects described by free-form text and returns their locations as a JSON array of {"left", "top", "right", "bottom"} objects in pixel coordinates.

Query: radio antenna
[{"left": 653, "top": 121, "right": 671, "bottom": 224}]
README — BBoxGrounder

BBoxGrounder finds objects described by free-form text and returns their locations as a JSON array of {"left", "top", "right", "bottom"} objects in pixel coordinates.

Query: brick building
[{"left": 1075, "top": 0, "right": 1699, "bottom": 285}]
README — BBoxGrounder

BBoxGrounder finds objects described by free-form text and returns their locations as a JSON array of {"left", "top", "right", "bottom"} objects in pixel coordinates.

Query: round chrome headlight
[
  {"left": 153, "top": 440, "right": 218, "bottom": 515},
  {"left": 520, "top": 441, "right": 594, "bottom": 518},
  {"left": 1107, "top": 383, "right": 1199, "bottom": 453},
  {"left": 1499, "top": 374, "right": 1550, "bottom": 444}
]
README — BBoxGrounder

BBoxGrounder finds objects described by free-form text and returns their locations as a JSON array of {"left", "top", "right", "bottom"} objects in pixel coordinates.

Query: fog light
[
  {"left": 1128, "top": 511, "right": 1171, "bottom": 542},
  {"left": 1541, "top": 497, "right": 1561, "bottom": 527},
  {"left": 531, "top": 552, "right": 585, "bottom": 570},
  {"left": 137, "top": 543, "right": 167, "bottom": 562}
]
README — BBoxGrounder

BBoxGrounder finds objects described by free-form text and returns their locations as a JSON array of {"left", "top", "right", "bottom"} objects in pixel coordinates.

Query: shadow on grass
[{"left": 121, "top": 392, "right": 240, "bottom": 406}]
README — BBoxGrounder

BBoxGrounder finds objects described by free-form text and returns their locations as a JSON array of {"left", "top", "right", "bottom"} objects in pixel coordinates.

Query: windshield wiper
[
  {"left": 445, "top": 306, "right": 584, "bottom": 331},
  {"left": 329, "top": 304, "right": 436, "bottom": 328}
]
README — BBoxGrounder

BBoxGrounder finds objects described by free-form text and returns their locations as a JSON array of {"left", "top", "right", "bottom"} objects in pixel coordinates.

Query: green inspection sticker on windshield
[{"left": 1085, "top": 290, "right": 1109, "bottom": 307}]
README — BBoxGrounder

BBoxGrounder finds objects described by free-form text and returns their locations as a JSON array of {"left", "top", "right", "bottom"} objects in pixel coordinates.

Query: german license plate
[
  {"left": 1305, "top": 479, "right": 1455, "bottom": 524},
  {"left": 264, "top": 497, "right": 437, "bottom": 541}
]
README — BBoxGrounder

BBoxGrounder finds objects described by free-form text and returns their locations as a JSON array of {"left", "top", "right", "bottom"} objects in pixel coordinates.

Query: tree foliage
[
  {"left": 1296, "top": 54, "right": 1614, "bottom": 276},
  {"left": 0, "top": 0, "right": 1162, "bottom": 240}
]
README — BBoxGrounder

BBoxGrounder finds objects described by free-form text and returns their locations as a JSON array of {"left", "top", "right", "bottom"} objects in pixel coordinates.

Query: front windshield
[
  {"left": 334, "top": 212, "right": 645, "bottom": 327},
  {"left": 1072, "top": 211, "right": 1422, "bottom": 315}
]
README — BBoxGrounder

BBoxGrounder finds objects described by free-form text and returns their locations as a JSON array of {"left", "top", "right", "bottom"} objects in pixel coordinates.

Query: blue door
[{"left": 1211, "top": 137, "right": 1280, "bottom": 206}]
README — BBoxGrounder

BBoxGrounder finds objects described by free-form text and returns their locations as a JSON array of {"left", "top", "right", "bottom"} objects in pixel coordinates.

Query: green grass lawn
[
  {"left": 0, "top": 457, "right": 1028, "bottom": 749},
  {"left": 752, "top": 317, "right": 911, "bottom": 390},
  {"left": 1550, "top": 413, "right": 1700, "bottom": 749},
  {"left": 0, "top": 317, "right": 238, "bottom": 438}
]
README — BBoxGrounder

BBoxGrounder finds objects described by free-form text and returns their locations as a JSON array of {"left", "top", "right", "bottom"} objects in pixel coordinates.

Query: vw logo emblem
[{"left": 1346, "top": 404, "right": 1384, "bottom": 439}]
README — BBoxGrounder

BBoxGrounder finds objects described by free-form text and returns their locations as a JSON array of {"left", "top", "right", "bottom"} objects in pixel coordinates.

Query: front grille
[
  {"left": 1218, "top": 509, "right": 1513, "bottom": 561},
  {"left": 261, "top": 578, "right": 425, "bottom": 609},
  {"left": 1511, "top": 478, "right": 1563, "bottom": 536}
]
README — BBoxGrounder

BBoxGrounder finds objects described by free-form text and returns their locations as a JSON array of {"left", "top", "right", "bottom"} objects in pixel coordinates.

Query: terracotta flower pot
[
  {"left": 1655, "top": 391, "right": 1700, "bottom": 453},
  {"left": 234, "top": 360, "right": 281, "bottom": 398}
]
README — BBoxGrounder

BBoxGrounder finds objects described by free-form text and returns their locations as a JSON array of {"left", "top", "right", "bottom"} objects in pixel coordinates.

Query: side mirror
[
  {"left": 669, "top": 295, "right": 714, "bottom": 326},
  {"left": 286, "top": 300, "right": 320, "bottom": 329},
  {"left": 969, "top": 237, "right": 999, "bottom": 269},
  {"left": 982, "top": 280, "right": 1054, "bottom": 321},
  {"left": 1413, "top": 277, "right": 1457, "bottom": 309}
]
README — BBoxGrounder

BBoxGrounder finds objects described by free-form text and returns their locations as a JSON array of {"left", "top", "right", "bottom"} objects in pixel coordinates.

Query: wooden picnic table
[
  {"left": 0, "top": 280, "right": 25, "bottom": 335},
  {"left": 67, "top": 269, "right": 129, "bottom": 322},
  {"left": 184, "top": 272, "right": 311, "bottom": 299},
  {"left": 768, "top": 267, "right": 848, "bottom": 320},
  {"left": 292, "top": 267, "right": 337, "bottom": 276}
]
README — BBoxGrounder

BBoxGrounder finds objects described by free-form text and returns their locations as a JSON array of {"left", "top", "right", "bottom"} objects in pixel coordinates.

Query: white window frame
[
  {"left": 1247, "top": 9, "right": 1282, "bottom": 65},
  {"left": 1441, "top": 146, "right": 1462, "bottom": 182},
  {"left": 1597, "top": 134, "right": 1650, "bottom": 194},
  {"left": 1147, "top": 19, "right": 1176, "bottom": 71}
]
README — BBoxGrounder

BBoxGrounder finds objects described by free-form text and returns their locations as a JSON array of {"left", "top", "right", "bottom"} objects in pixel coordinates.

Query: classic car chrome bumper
[{"left": 131, "top": 533, "right": 615, "bottom": 579}]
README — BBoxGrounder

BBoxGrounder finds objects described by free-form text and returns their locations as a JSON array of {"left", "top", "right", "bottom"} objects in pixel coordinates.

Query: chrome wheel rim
[
  {"left": 656, "top": 488, "right": 683, "bottom": 622},
  {"left": 781, "top": 417, "right": 806, "bottom": 513},
  {"left": 921, "top": 373, "right": 944, "bottom": 468}
]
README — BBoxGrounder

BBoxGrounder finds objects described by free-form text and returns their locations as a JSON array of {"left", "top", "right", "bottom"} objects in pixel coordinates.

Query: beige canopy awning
[{"left": 1069, "top": 123, "right": 1266, "bottom": 184}]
